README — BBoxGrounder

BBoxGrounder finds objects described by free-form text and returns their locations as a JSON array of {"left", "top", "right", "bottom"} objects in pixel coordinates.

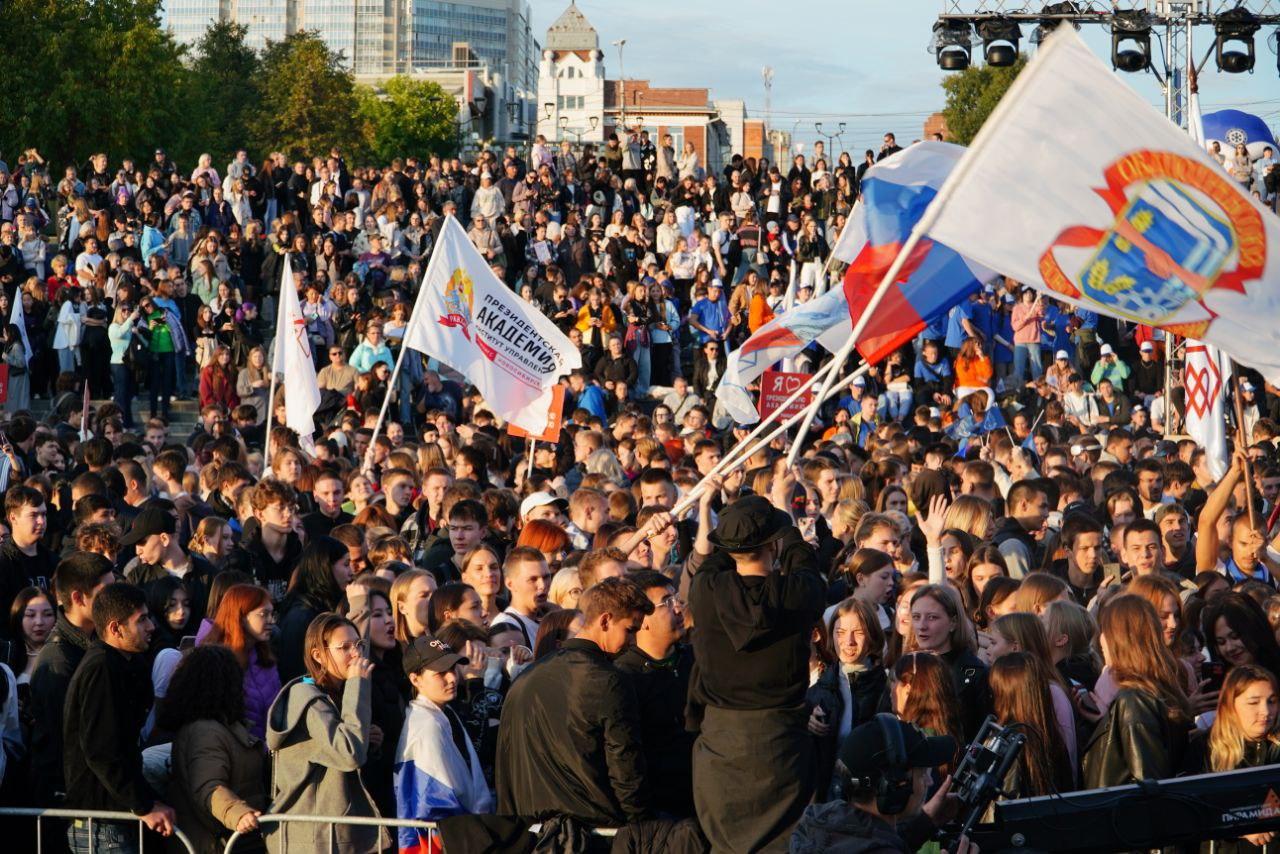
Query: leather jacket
[{"left": 1082, "top": 687, "right": 1185, "bottom": 789}]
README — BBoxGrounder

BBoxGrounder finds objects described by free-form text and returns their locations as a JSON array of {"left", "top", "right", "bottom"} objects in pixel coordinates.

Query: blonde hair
[
  {"left": 944, "top": 495, "right": 994, "bottom": 540},
  {"left": 838, "top": 475, "right": 866, "bottom": 503},
  {"left": 1042, "top": 599, "right": 1100, "bottom": 669},
  {"left": 1208, "top": 665, "right": 1280, "bottom": 772},
  {"left": 390, "top": 569, "right": 435, "bottom": 644},
  {"left": 1011, "top": 572, "right": 1069, "bottom": 615},
  {"left": 549, "top": 566, "right": 583, "bottom": 609}
]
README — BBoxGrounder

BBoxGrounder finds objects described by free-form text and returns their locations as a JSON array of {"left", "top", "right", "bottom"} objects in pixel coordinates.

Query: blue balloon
[{"left": 1200, "top": 109, "right": 1277, "bottom": 159}]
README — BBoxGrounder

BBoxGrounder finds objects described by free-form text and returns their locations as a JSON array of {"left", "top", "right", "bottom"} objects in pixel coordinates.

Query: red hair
[
  {"left": 202, "top": 584, "right": 275, "bottom": 668},
  {"left": 517, "top": 519, "right": 570, "bottom": 555}
]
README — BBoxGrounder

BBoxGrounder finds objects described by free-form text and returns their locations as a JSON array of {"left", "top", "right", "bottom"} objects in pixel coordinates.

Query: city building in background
[
  {"left": 536, "top": 2, "right": 768, "bottom": 173},
  {"left": 163, "top": 0, "right": 538, "bottom": 134}
]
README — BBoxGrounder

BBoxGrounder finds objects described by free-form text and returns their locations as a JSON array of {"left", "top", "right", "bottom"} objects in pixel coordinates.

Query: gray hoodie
[{"left": 265, "top": 675, "right": 386, "bottom": 853}]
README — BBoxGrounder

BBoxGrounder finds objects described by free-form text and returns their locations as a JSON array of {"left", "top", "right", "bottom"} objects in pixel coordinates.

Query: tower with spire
[{"left": 538, "top": 2, "right": 606, "bottom": 143}]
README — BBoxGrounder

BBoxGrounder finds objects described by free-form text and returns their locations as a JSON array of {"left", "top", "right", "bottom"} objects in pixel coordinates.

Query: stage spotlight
[
  {"left": 1111, "top": 9, "right": 1152, "bottom": 73},
  {"left": 931, "top": 19, "right": 973, "bottom": 71},
  {"left": 1031, "top": 1, "right": 1081, "bottom": 46},
  {"left": 1215, "top": 7, "right": 1260, "bottom": 73},
  {"left": 978, "top": 17, "right": 1022, "bottom": 67}
]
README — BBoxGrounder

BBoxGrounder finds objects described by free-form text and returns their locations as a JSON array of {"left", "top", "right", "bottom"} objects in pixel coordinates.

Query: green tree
[
  {"left": 250, "top": 32, "right": 361, "bottom": 162},
  {"left": 0, "top": 0, "right": 188, "bottom": 164},
  {"left": 176, "top": 22, "right": 261, "bottom": 167},
  {"left": 940, "top": 57, "right": 1028, "bottom": 146},
  {"left": 355, "top": 77, "right": 460, "bottom": 163}
]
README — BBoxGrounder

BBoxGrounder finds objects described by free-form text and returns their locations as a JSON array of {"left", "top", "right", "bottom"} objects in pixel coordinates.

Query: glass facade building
[{"left": 164, "top": 0, "right": 535, "bottom": 87}]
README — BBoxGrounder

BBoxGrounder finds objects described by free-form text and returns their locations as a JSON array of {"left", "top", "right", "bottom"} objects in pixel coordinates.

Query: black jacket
[
  {"left": 687, "top": 527, "right": 826, "bottom": 721},
  {"left": 496, "top": 637, "right": 648, "bottom": 827},
  {"left": 28, "top": 611, "right": 93, "bottom": 802},
  {"left": 615, "top": 644, "right": 696, "bottom": 818},
  {"left": 0, "top": 539, "right": 57, "bottom": 634},
  {"left": 1082, "top": 687, "right": 1185, "bottom": 789},
  {"left": 124, "top": 553, "right": 219, "bottom": 627},
  {"left": 594, "top": 352, "right": 639, "bottom": 388},
  {"left": 62, "top": 640, "right": 156, "bottom": 814},
  {"left": 223, "top": 525, "right": 303, "bottom": 602},
  {"left": 942, "top": 647, "right": 991, "bottom": 742}
]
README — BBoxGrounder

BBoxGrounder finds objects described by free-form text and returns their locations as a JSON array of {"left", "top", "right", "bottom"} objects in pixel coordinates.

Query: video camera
[{"left": 940, "top": 715, "right": 1026, "bottom": 847}]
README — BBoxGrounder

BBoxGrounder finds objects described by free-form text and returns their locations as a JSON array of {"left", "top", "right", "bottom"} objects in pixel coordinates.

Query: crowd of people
[{"left": 0, "top": 128, "right": 1276, "bottom": 854}]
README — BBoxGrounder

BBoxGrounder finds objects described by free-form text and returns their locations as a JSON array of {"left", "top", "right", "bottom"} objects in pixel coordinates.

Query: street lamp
[
  {"left": 612, "top": 39, "right": 627, "bottom": 131},
  {"left": 558, "top": 114, "right": 568, "bottom": 143}
]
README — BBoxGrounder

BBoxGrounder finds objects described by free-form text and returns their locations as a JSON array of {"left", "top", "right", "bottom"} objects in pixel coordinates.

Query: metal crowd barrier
[
  {"left": 0, "top": 807, "right": 198, "bottom": 854},
  {"left": 223, "top": 813, "right": 438, "bottom": 853},
  {"left": 222, "top": 813, "right": 619, "bottom": 853}
]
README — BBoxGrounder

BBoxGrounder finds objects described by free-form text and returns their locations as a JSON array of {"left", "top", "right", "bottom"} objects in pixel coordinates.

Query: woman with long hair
[
  {"left": 276, "top": 537, "right": 352, "bottom": 681},
  {"left": 954, "top": 337, "right": 994, "bottom": 399},
  {"left": 200, "top": 583, "right": 282, "bottom": 739},
  {"left": 988, "top": 612, "right": 1079, "bottom": 772},
  {"left": 1011, "top": 571, "right": 1070, "bottom": 616},
  {"left": 892, "top": 651, "right": 965, "bottom": 767},
  {"left": 533, "top": 608, "right": 583, "bottom": 661},
  {"left": 160, "top": 645, "right": 268, "bottom": 854},
  {"left": 989, "top": 652, "right": 1075, "bottom": 797},
  {"left": 347, "top": 582, "right": 407, "bottom": 820},
  {"left": 266, "top": 613, "right": 381, "bottom": 854},
  {"left": 190, "top": 516, "right": 235, "bottom": 568},
  {"left": 428, "top": 583, "right": 486, "bottom": 632},
  {"left": 945, "top": 495, "right": 995, "bottom": 541},
  {"left": 907, "top": 583, "right": 990, "bottom": 738},
  {"left": 199, "top": 345, "right": 239, "bottom": 411},
  {"left": 960, "top": 547, "right": 1008, "bottom": 620},
  {"left": 236, "top": 345, "right": 270, "bottom": 424},
  {"left": 1082, "top": 594, "right": 1192, "bottom": 787},
  {"left": 806, "top": 613, "right": 846, "bottom": 802},
  {"left": 843, "top": 548, "right": 896, "bottom": 630},
  {"left": 391, "top": 568, "right": 437, "bottom": 646},
  {"left": 1182, "top": 665, "right": 1280, "bottom": 852},
  {"left": 7, "top": 587, "right": 53, "bottom": 738},
  {"left": 1203, "top": 592, "right": 1280, "bottom": 678},
  {"left": 828, "top": 597, "right": 888, "bottom": 735},
  {"left": 1041, "top": 599, "right": 1102, "bottom": 691},
  {"left": 460, "top": 544, "right": 504, "bottom": 622}
]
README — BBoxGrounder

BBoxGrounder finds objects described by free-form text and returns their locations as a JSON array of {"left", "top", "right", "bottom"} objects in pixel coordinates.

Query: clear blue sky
[{"left": 532, "top": 0, "right": 1280, "bottom": 154}]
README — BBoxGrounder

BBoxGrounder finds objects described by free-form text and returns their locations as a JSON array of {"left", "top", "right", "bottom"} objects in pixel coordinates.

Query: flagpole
[
  {"left": 1231, "top": 367, "right": 1259, "bottom": 532},
  {"left": 368, "top": 219, "right": 454, "bottom": 465},
  {"left": 701, "top": 354, "right": 845, "bottom": 492},
  {"left": 263, "top": 255, "right": 289, "bottom": 472},
  {"left": 673, "top": 360, "right": 873, "bottom": 516},
  {"left": 782, "top": 47, "right": 1044, "bottom": 469},
  {"left": 527, "top": 439, "right": 536, "bottom": 481}
]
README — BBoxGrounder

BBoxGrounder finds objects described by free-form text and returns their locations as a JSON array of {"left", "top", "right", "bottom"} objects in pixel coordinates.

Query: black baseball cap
[
  {"left": 403, "top": 635, "right": 468, "bottom": 676},
  {"left": 840, "top": 716, "right": 956, "bottom": 778},
  {"left": 119, "top": 506, "right": 177, "bottom": 546}
]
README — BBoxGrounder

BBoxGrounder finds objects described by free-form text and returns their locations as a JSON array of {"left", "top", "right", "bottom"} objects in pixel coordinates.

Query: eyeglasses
[
  {"left": 657, "top": 594, "right": 684, "bottom": 611},
  {"left": 328, "top": 640, "right": 368, "bottom": 655}
]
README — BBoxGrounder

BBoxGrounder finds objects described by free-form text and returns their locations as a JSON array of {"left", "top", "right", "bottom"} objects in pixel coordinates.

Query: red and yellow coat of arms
[{"left": 1038, "top": 150, "right": 1267, "bottom": 338}]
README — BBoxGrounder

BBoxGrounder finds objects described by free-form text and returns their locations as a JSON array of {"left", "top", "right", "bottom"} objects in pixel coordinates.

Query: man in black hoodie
[
  {"left": 28, "top": 552, "right": 116, "bottom": 806},
  {"left": 63, "top": 582, "right": 175, "bottom": 851}
]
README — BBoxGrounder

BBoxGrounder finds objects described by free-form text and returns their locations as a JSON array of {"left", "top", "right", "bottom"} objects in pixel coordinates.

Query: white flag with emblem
[
  {"left": 923, "top": 25, "right": 1280, "bottom": 384},
  {"left": 401, "top": 215, "right": 581, "bottom": 434},
  {"left": 272, "top": 259, "right": 322, "bottom": 445},
  {"left": 1183, "top": 340, "right": 1232, "bottom": 482}
]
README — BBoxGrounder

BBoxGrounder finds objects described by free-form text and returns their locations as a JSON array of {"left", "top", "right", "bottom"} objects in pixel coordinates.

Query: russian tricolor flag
[
  {"left": 816, "top": 141, "right": 995, "bottom": 362},
  {"left": 717, "top": 142, "right": 995, "bottom": 424}
]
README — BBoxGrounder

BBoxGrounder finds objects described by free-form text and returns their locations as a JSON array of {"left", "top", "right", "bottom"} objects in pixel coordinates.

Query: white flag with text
[{"left": 401, "top": 216, "right": 581, "bottom": 434}]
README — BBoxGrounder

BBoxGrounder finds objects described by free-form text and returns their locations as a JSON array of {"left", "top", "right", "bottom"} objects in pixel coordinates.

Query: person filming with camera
[{"left": 790, "top": 714, "right": 977, "bottom": 854}]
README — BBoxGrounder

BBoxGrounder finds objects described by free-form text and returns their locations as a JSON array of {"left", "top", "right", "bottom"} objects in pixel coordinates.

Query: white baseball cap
[
  {"left": 1055, "top": 350, "right": 1070, "bottom": 361},
  {"left": 1100, "top": 343, "right": 1115, "bottom": 356},
  {"left": 520, "top": 491, "right": 568, "bottom": 520},
  {"left": 1139, "top": 341, "right": 1154, "bottom": 352}
]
